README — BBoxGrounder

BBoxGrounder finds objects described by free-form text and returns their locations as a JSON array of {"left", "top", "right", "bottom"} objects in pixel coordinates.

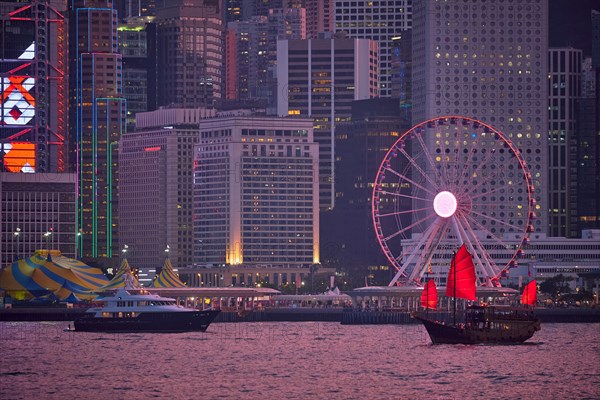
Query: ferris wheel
[{"left": 371, "top": 116, "right": 536, "bottom": 287}]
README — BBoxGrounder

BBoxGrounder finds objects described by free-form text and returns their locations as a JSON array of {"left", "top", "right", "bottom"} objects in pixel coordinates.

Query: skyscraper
[
  {"left": 0, "top": 0, "right": 68, "bottom": 173},
  {"left": 155, "top": 0, "right": 223, "bottom": 108},
  {"left": 226, "top": 7, "right": 305, "bottom": 106},
  {"left": 277, "top": 35, "right": 378, "bottom": 210},
  {"left": 305, "top": 0, "right": 333, "bottom": 39},
  {"left": 119, "top": 108, "right": 216, "bottom": 283},
  {"left": 412, "top": 0, "right": 549, "bottom": 235},
  {"left": 193, "top": 115, "right": 319, "bottom": 267},
  {"left": 69, "top": 0, "right": 126, "bottom": 259},
  {"left": 548, "top": 48, "right": 581, "bottom": 237},
  {"left": 333, "top": 0, "right": 412, "bottom": 98},
  {"left": 118, "top": 16, "right": 157, "bottom": 131}
]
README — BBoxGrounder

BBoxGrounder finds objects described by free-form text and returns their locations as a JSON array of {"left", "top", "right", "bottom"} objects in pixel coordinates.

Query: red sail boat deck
[{"left": 413, "top": 244, "right": 541, "bottom": 344}]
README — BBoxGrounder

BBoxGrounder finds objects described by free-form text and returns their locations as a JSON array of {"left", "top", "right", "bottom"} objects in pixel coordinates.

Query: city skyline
[{"left": 0, "top": 0, "right": 598, "bottom": 289}]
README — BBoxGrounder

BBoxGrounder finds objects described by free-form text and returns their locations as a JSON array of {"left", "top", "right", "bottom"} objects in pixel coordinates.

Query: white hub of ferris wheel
[
  {"left": 372, "top": 116, "right": 536, "bottom": 288},
  {"left": 433, "top": 191, "right": 457, "bottom": 218}
]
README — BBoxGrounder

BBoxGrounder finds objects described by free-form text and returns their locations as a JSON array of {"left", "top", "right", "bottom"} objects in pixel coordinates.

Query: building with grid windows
[
  {"left": 69, "top": 0, "right": 126, "bottom": 259},
  {"left": 548, "top": 48, "right": 582, "bottom": 238},
  {"left": 155, "top": 0, "right": 223, "bottom": 108},
  {"left": 411, "top": 0, "right": 549, "bottom": 235},
  {"left": 276, "top": 35, "right": 378, "bottom": 210},
  {"left": 333, "top": 0, "right": 411, "bottom": 98},
  {"left": 0, "top": 172, "right": 76, "bottom": 269},
  {"left": 119, "top": 108, "right": 216, "bottom": 284},
  {"left": 193, "top": 116, "right": 319, "bottom": 269}
]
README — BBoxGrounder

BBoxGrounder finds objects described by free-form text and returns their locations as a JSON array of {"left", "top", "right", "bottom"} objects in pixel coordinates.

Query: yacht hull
[{"left": 74, "top": 309, "right": 220, "bottom": 333}]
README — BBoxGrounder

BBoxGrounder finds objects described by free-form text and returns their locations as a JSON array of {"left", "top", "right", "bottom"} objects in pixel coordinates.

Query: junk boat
[
  {"left": 413, "top": 244, "right": 540, "bottom": 344},
  {"left": 74, "top": 288, "right": 220, "bottom": 333}
]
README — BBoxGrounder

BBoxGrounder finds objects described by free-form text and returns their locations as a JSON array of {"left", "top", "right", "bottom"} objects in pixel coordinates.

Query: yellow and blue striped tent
[
  {"left": 153, "top": 258, "right": 186, "bottom": 288},
  {"left": 0, "top": 250, "right": 109, "bottom": 300},
  {"left": 92, "top": 258, "right": 140, "bottom": 292}
]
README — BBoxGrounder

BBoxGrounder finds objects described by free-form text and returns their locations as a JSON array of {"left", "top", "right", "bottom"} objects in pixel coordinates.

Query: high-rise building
[
  {"left": 0, "top": 172, "right": 77, "bottom": 268},
  {"left": 412, "top": 0, "right": 549, "bottom": 235},
  {"left": 305, "top": 0, "right": 333, "bottom": 39},
  {"left": 155, "top": 0, "right": 223, "bottom": 108},
  {"left": 277, "top": 35, "right": 378, "bottom": 210},
  {"left": 226, "top": 8, "right": 305, "bottom": 106},
  {"left": 69, "top": 0, "right": 126, "bottom": 259},
  {"left": 115, "top": 0, "right": 157, "bottom": 18},
  {"left": 321, "top": 98, "right": 410, "bottom": 284},
  {"left": 548, "top": 48, "right": 582, "bottom": 238},
  {"left": 390, "top": 29, "right": 411, "bottom": 118},
  {"left": 193, "top": 116, "right": 319, "bottom": 267},
  {"left": 0, "top": 0, "right": 68, "bottom": 173},
  {"left": 118, "top": 16, "right": 157, "bottom": 131},
  {"left": 333, "top": 0, "right": 412, "bottom": 98},
  {"left": 119, "top": 108, "right": 216, "bottom": 283}
]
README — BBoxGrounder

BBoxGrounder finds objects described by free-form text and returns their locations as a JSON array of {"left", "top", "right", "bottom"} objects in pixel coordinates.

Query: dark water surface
[{"left": 0, "top": 322, "right": 598, "bottom": 400}]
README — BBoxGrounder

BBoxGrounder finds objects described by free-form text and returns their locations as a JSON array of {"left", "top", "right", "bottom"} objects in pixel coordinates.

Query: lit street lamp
[
  {"left": 43, "top": 230, "right": 52, "bottom": 252},
  {"left": 13, "top": 227, "right": 21, "bottom": 260}
]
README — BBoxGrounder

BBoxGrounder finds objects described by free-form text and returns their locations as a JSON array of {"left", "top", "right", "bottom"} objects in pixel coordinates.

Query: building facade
[
  {"left": 155, "top": 0, "right": 223, "bottom": 108},
  {"left": 0, "top": 0, "right": 68, "bottom": 173},
  {"left": 226, "top": 8, "right": 305, "bottom": 106},
  {"left": 69, "top": 0, "right": 126, "bottom": 259},
  {"left": 305, "top": 0, "right": 333, "bottom": 39},
  {"left": 277, "top": 35, "right": 378, "bottom": 210},
  {"left": 548, "top": 48, "right": 582, "bottom": 238},
  {"left": 119, "top": 108, "right": 216, "bottom": 284},
  {"left": 0, "top": 172, "right": 77, "bottom": 268},
  {"left": 333, "top": 0, "right": 412, "bottom": 98},
  {"left": 118, "top": 16, "right": 157, "bottom": 131},
  {"left": 193, "top": 116, "right": 319, "bottom": 267},
  {"left": 411, "top": 0, "right": 549, "bottom": 235}
]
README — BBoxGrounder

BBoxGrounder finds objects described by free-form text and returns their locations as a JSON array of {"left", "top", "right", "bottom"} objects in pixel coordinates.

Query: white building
[
  {"left": 411, "top": 0, "right": 549, "bottom": 235},
  {"left": 193, "top": 116, "right": 319, "bottom": 267},
  {"left": 400, "top": 230, "right": 600, "bottom": 291}
]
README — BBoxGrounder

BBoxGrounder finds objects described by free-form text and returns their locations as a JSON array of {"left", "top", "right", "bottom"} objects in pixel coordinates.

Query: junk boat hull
[
  {"left": 74, "top": 309, "right": 220, "bottom": 333},
  {"left": 413, "top": 306, "right": 541, "bottom": 344}
]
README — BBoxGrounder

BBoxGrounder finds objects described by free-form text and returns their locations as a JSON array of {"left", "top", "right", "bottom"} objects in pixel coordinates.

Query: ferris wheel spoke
[
  {"left": 467, "top": 182, "right": 510, "bottom": 201},
  {"left": 377, "top": 206, "right": 433, "bottom": 218},
  {"left": 455, "top": 214, "right": 500, "bottom": 279},
  {"left": 398, "top": 147, "right": 441, "bottom": 192},
  {"left": 462, "top": 212, "right": 515, "bottom": 250},
  {"left": 407, "top": 218, "right": 449, "bottom": 282},
  {"left": 459, "top": 145, "right": 500, "bottom": 196},
  {"left": 414, "top": 132, "right": 445, "bottom": 185},
  {"left": 389, "top": 217, "right": 442, "bottom": 286},
  {"left": 459, "top": 165, "right": 502, "bottom": 199},
  {"left": 379, "top": 190, "right": 431, "bottom": 203},
  {"left": 456, "top": 138, "right": 478, "bottom": 191},
  {"left": 383, "top": 166, "right": 439, "bottom": 198},
  {"left": 382, "top": 212, "right": 438, "bottom": 242},
  {"left": 469, "top": 208, "right": 523, "bottom": 232}
]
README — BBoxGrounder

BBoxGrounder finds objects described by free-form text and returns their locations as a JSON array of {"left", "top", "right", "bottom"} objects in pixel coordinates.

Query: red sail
[
  {"left": 521, "top": 279, "right": 537, "bottom": 306},
  {"left": 445, "top": 244, "right": 477, "bottom": 301},
  {"left": 421, "top": 279, "right": 438, "bottom": 309}
]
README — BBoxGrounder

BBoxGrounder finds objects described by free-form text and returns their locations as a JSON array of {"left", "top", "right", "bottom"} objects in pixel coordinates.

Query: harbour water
[{"left": 0, "top": 322, "right": 598, "bottom": 400}]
